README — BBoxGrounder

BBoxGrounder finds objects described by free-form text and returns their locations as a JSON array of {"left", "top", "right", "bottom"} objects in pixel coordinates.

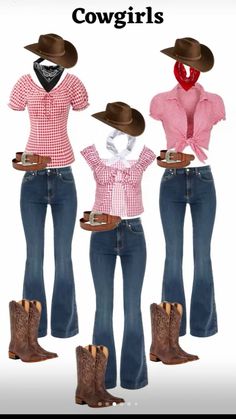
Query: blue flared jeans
[
  {"left": 20, "top": 167, "right": 78, "bottom": 338},
  {"left": 159, "top": 166, "right": 217, "bottom": 337},
  {"left": 90, "top": 218, "right": 148, "bottom": 389}
]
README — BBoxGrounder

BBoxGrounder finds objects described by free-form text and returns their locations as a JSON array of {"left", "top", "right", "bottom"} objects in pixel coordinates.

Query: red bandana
[{"left": 174, "top": 61, "right": 200, "bottom": 91}]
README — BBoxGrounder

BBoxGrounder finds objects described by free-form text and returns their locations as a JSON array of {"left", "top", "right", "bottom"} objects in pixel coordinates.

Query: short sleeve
[
  {"left": 136, "top": 146, "right": 156, "bottom": 172},
  {"left": 212, "top": 94, "right": 226, "bottom": 125},
  {"left": 8, "top": 76, "right": 28, "bottom": 111},
  {"left": 70, "top": 76, "right": 89, "bottom": 111},
  {"left": 150, "top": 94, "right": 163, "bottom": 121},
  {"left": 81, "top": 145, "right": 102, "bottom": 170}
]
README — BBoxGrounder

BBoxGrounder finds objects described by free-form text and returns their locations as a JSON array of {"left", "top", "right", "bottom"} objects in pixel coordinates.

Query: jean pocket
[
  {"left": 197, "top": 170, "right": 214, "bottom": 183},
  {"left": 161, "top": 170, "right": 176, "bottom": 182},
  {"left": 22, "top": 172, "right": 36, "bottom": 183},
  {"left": 127, "top": 222, "right": 144, "bottom": 234},
  {"left": 58, "top": 171, "right": 74, "bottom": 183}
]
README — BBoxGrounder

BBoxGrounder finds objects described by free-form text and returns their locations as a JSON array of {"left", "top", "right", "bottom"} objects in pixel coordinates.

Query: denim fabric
[
  {"left": 159, "top": 166, "right": 217, "bottom": 337},
  {"left": 90, "top": 218, "right": 148, "bottom": 390},
  {"left": 20, "top": 166, "right": 78, "bottom": 338}
]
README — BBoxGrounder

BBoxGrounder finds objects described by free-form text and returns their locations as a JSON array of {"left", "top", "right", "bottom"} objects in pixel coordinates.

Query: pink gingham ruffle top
[{"left": 81, "top": 144, "right": 156, "bottom": 217}]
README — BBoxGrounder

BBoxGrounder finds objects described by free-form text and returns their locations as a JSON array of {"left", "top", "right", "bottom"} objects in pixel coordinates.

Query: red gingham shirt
[
  {"left": 81, "top": 144, "right": 156, "bottom": 217},
  {"left": 9, "top": 74, "right": 89, "bottom": 167}
]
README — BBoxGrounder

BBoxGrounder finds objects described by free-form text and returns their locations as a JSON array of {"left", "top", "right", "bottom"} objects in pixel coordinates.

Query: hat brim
[
  {"left": 92, "top": 108, "right": 145, "bottom": 136},
  {"left": 24, "top": 40, "right": 78, "bottom": 68},
  {"left": 161, "top": 43, "right": 214, "bottom": 72}
]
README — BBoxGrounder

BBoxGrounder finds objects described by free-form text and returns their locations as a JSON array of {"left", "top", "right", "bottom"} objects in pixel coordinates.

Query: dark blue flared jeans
[
  {"left": 90, "top": 218, "right": 148, "bottom": 389},
  {"left": 159, "top": 166, "right": 217, "bottom": 337},
  {"left": 20, "top": 167, "right": 78, "bottom": 338}
]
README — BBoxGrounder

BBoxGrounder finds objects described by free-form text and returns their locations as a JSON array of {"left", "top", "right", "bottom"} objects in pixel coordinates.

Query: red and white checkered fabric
[
  {"left": 81, "top": 144, "right": 156, "bottom": 217},
  {"left": 9, "top": 73, "right": 89, "bottom": 167}
]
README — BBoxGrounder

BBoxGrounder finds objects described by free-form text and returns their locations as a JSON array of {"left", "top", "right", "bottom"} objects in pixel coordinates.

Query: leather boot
[
  {"left": 150, "top": 302, "right": 189, "bottom": 365},
  {"left": 96, "top": 346, "right": 124, "bottom": 405},
  {"left": 169, "top": 303, "right": 199, "bottom": 362},
  {"left": 75, "top": 345, "right": 111, "bottom": 408},
  {"left": 29, "top": 301, "right": 58, "bottom": 359},
  {"left": 9, "top": 300, "right": 47, "bottom": 362}
]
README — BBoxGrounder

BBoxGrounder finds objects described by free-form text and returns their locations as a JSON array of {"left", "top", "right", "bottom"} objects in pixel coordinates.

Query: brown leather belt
[
  {"left": 12, "top": 152, "right": 51, "bottom": 171},
  {"left": 157, "top": 150, "right": 195, "bottom": 168},
  {"left": 80, "top": 211, "right": 121, "bottom": 232}
]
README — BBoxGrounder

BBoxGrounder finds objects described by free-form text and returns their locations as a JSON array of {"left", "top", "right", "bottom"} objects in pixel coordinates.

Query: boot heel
[
  {"left": 150, "top": 353, "right": 161, "bottom": 362},
  {"left": 75, "top": 396, "right": 87, "bottom": 405},
  {"left": 9, "top": 351, "right": 20, "bottom": 360}
]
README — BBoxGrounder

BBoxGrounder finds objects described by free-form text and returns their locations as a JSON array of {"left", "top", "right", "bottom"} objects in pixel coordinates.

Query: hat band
[
  {"left": 105, "top": 116, "right": 133, "bottom": 126},
  {"left": 175, "top": 53, "right": 202, "bottom": 61},
  {"left": 38, "top": 49, "right": 65, "bottom": 57}
]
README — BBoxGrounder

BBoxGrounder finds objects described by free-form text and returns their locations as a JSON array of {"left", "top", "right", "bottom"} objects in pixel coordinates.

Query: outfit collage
[{"left": 8, "top": 34, "right": 225, "bottom": 408}]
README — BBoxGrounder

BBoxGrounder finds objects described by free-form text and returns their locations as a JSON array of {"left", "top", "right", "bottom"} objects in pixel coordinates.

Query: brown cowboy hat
[
  {"left": 24, "top": 33, "right": 78, "bottom": 68},
  {"left": 92, "top": 102, "right": 145, "bottom": 136},
  {"left": 161, "top": 37, "right": 214, "bottom": 72}
]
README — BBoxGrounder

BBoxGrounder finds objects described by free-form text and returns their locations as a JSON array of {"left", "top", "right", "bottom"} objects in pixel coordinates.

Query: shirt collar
[{"left": 167, "top": 83, "right": 208, "bottom": 102}]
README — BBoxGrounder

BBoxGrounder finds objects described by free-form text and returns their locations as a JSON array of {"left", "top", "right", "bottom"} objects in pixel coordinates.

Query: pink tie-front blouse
[{"left": 150, "top": 83, "right": 225, "bottom": 162}]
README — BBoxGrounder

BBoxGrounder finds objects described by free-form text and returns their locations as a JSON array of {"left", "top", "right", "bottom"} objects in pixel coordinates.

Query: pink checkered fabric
[
  {"left": 150, "top": 83, "right": 225, "bottom": 162},
  {"left": 81, "top": 144, "right": 156, "bottom": 217},
  {"left": 9, "top": 74, "right": 89, "bottom": 167}
]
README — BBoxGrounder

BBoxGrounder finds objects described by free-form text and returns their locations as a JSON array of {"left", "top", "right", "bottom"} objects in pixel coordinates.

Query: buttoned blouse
[
  {"left": 150, "top": 83, "right": 225, "bottom": 162},
  {"left": 81, "top": 144, "right": 156, "bottom": 217},
  {"left": 9, "top": 73, "right": 88, "bottom": 167}
]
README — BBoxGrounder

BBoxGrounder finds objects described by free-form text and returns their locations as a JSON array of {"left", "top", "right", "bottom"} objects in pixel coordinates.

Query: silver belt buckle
[
  {"left": 89, "top": 211, "right": 103, "bottom": 225},
  {"left": 21, "top": 152, "right": 33, "bottom": 166},
  {"left": 165, "top": 149, "right": 179, "bottom": 163}
]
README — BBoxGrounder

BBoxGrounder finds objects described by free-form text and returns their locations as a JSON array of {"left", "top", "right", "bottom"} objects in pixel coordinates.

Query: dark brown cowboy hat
[
  {"left": 161, "top": 37, "right": 214, "bottom": 72},
  {"left": 24, "top": 33, "right": 78, "bottom": 68},
  {"left": 92, "top": 102, "right": 145, "bottom": 136}
]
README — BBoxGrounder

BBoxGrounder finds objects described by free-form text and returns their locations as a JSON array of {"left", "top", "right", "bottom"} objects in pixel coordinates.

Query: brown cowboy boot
[
  {"left": 169, "top": 303, "right": 199, "bottom": 362},
  {"left": 75, "top": 345, "right": 112, "bottom": 408},
  {"left": 28, "top": 301, "right": 58, "bottom": 359},
  {"left": 9, "top": 300, "right": 47, "bottom": 362},
  {"left": 95, "top": 346, "right": 124, "bottom": 405},
  {"left": 150, "top": 302, "right": 189, "bottom": 365}
]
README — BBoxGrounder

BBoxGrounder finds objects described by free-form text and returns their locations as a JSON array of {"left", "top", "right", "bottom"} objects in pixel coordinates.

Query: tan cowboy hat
[
  {"left": 24, "top": 33, "right": 78, "bottom": 68},
  {"left": 161, "top": 37, "right": 214, "bottom": 72},
  {"left": 92, "top": 102, "right": 145, "bottom": 136}
]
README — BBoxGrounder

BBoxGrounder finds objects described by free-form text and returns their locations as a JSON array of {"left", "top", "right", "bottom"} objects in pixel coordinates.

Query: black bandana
[{"left": 33, "top": 58, "right": 64, "bottom": 92}]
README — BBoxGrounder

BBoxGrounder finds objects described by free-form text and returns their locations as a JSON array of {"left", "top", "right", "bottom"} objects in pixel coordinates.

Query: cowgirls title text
[{"left": 72, "top": 6, "right": 164, "bottom": 29}]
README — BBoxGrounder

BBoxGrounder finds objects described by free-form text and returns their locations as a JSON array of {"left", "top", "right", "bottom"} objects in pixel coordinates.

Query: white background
[{"left": 0, "top": 0, "right": 235, "bottom": 414}]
